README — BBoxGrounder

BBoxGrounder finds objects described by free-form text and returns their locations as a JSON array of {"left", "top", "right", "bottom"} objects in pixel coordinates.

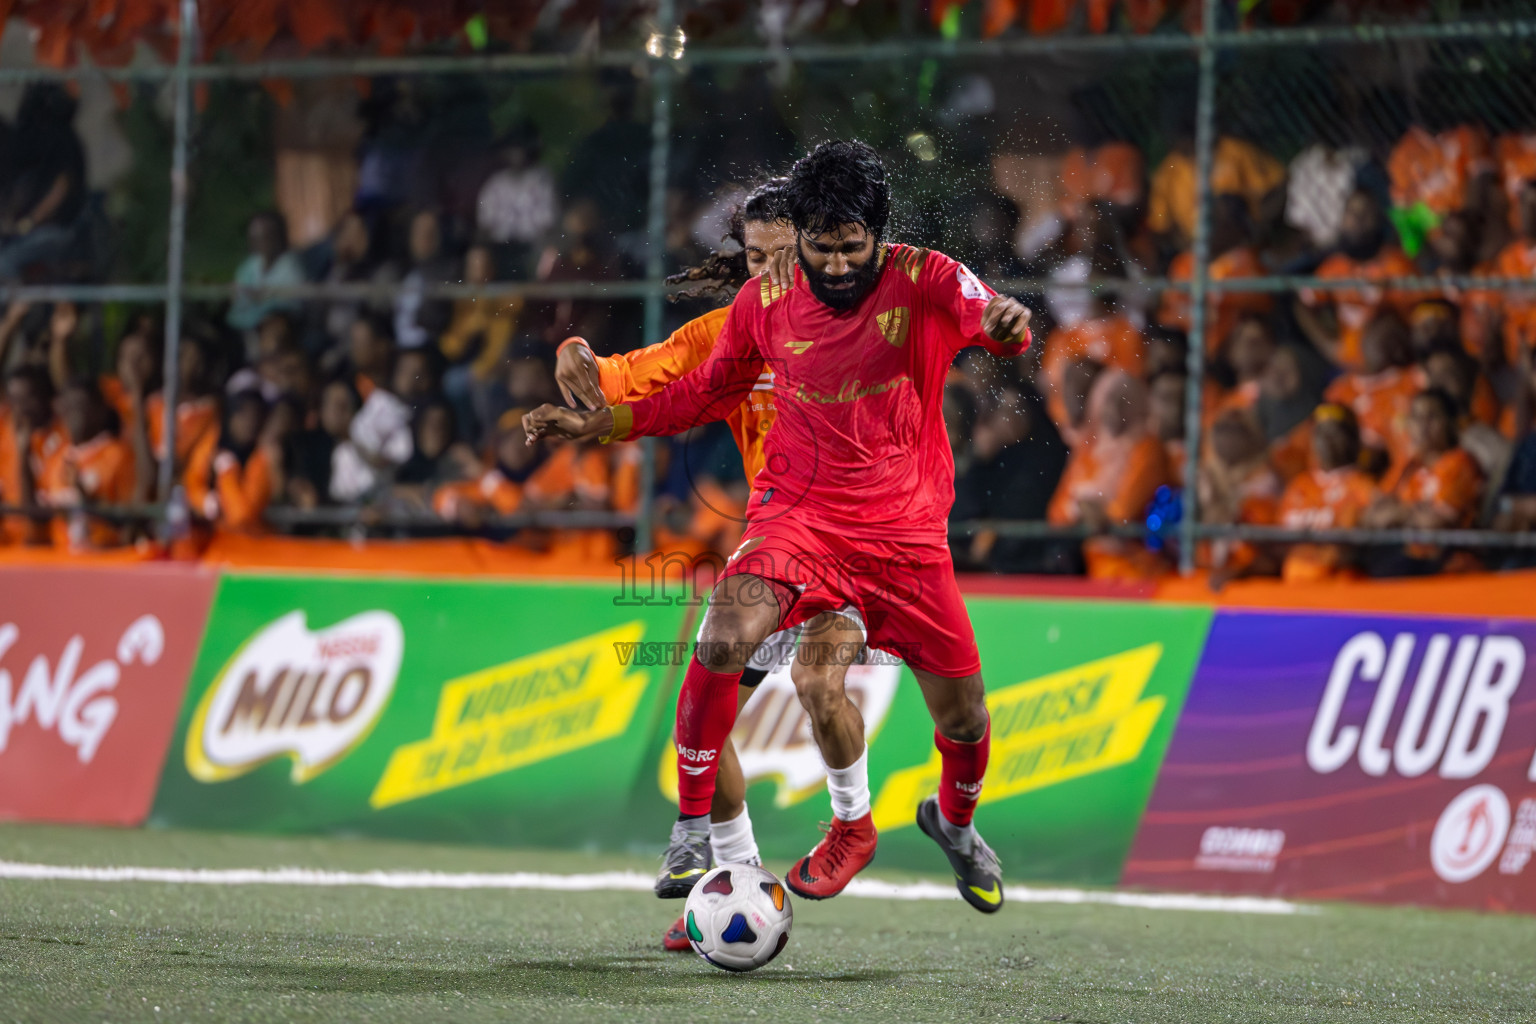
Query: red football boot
[
  {"left": 784, "top": 812, "right": 877, "bottom": 900},
  {"left": 662, "top": 914, "right": 692, "bottom": 952}
]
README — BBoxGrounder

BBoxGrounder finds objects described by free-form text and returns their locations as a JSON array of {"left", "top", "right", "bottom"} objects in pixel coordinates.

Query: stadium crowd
[{"left": 2, "top": 79, "right": 1536, "bottom": 582}]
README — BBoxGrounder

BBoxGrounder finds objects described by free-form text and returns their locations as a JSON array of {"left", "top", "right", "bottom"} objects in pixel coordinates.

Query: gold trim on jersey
[
  {"left": 760, "top": 272, "right": 795, "bottom": 307},
  {"left": 889, "top": 246, "right": 929, "bottom": 284}
]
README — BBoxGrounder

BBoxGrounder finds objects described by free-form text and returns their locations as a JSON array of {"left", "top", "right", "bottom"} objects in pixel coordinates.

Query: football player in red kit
[{"left": 526, "top": 140, "right": 1031, "bottom": 912}]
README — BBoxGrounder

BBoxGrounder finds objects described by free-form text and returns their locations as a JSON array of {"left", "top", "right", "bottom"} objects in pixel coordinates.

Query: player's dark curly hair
[
  {"left": 784, "top": 139, "right": 890, "bottom": 242},
  {"left": 666, "top": 177, "right": 790, "bottom": 301}
]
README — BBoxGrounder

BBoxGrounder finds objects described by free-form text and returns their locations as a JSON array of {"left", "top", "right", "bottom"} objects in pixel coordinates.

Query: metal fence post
[
  {"left": 156, "top": 0, "right": 197, "bottom": 517},
  {"left": 1178, "top": 0, "right": 1221, "bottom": 575},
  {"left": 637, "top": 0, "right": 677, "bottom": 557}
]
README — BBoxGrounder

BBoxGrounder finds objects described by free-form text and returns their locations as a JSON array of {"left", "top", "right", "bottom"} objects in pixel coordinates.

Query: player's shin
[
  {"left": 675, "top": 655, "right": 743, "bottom": 818},
  {"left": 935, "top": 718, "right": 990, "bottom": 831}
]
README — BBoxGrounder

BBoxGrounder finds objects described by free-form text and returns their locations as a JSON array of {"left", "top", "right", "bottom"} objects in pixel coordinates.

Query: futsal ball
[{"left": 682, "top": 863, "right": 793, "bottom": 972}]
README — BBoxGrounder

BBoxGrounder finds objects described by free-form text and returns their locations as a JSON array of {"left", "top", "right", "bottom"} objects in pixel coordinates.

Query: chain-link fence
[{"left": 3, "top": 1, "right": 1536, "bottom": 577}]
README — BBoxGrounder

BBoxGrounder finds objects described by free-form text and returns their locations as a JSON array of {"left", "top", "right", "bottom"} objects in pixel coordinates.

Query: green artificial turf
[{"left": 0, "top": 823, "right": 1532, "bottom": 1023}]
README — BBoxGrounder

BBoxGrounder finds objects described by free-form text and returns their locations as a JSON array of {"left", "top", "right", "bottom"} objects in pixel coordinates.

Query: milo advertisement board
[
  {"left": 151, "top": 572, "right": 691, "bottom": 849},
  {"left": 154, "top": 573, "right": 1209, "bottom": 883}
]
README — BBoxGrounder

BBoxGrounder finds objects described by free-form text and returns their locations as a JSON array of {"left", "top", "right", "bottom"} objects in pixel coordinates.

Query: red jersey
[{"left": 611, "top": 244, "right": 1028, "bottom": 543}]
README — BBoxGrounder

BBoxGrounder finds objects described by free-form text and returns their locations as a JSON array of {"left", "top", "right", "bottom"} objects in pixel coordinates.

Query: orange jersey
[
  {"left": 1059, "top": 142, "right": 1144, "bottom": 218},
  {"left": 1299, "top": 247, "right": 1423, "bottom": 370},
  {"left": 1496, "top": 133, "right": 1536, "bottom": 225},
  {"left": 1048, "top": 434, "right": 1170, "bottom": 526},
  {"left": 0, "top": 412, "right": 67, "bottom": 544},
  {"left": 100, "top": 378, "right": 218, "bottom": 465},
  {"left": 184, "top": 431, "right": 273, "bottom": 532},
  {"left": 1148, "top": 138, "right": 1285, "bottom": 241},
  {"left": 433, "top": 445, "right": 618, "bottom": 520},
  {"left": 1277, "top": 465, "right": 1380, "bottom": 582},
  {"left": 1268, "top": 416, "right": 1314, "bottom": 481},
  {"left": 591, "top": 306, "right": 774, "bottom": 483},
  {"left": 1324, "top": 365, "right": 1424, "bottom": 471},
  {"left": 1389, "top": 124, "right": 1492, "bottom": 216},
  {"left": 1157, "top": 247, "right": 1272, "bottom": 354},
  {"left": 1199, "top": 461, "right": 1280, "bottom": 571},
  {"left": 36, "top": 432, "right": 136, "bottom": 550},
  {"left": 1041, "top": 314, "right": 1145, "bottom": 431},
  {"left": 1389, "top": 447, "right": 1483, "bottom": 527},
  {"left": 1491, "top": 240, "right": 1536, "bottom": 366}
]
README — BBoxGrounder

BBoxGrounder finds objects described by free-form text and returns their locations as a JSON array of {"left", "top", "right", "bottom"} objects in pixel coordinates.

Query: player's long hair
[
  {"left": 666, "top": 177, "right": 789, "bottom": 302},
  {"left": 783, "top": 139, "right": 890, "bottom": 242}
]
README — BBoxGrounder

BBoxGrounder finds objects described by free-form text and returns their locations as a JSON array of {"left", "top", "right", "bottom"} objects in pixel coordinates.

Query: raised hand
[
  {"left": 766, "top": 245, "right": 796, "bottom": 291},
  {"left": 555, "top": 337, "right": 606, "bottom": 411},
  {"left": 981, "top": 295, "right": 1031, "bottom": 343}
]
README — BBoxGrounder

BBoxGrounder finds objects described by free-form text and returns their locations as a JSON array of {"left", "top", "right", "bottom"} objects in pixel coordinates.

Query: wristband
[
  {"left": 599, "top": 404, "right": 633, "bottom": 445},
  {"left": 556, "top": 336, "right": 591, "bottom": 357}
]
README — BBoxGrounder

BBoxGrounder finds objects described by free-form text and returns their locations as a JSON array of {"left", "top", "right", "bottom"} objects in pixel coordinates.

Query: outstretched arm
[
  {"left": 528, "top": 297, "right": 763, "bottom": 444},
  {"left": 555, "top": 311, "right": 724, "bottom": 411}
]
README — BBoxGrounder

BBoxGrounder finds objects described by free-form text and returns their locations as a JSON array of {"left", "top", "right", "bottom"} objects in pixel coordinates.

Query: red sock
[
  {"left": 675, "top": 656, "right": 742, "bottom": 817},
  {"left": 935, "top": 720, "right": 990, "bottom": 827}
]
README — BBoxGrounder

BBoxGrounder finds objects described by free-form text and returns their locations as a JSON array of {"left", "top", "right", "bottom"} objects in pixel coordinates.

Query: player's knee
[
  {"left": 696, "top": 609, "right": 758, "bottom": 670},
  {"left": 932, "top": 694, "right": 988, "bottom": 743},
  {"left": 791, "top": 659, "right": 846, "bottom": 720}
]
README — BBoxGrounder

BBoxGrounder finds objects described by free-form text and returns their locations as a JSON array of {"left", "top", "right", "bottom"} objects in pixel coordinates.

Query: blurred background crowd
[{"left": 3, "top": 0, "right": 1536, "bottom": 580}]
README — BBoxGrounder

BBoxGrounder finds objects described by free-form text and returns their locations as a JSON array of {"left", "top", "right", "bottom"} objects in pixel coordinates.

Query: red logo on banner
[{"left": 0, "top": 566, "right": 216, "bottom": 825}]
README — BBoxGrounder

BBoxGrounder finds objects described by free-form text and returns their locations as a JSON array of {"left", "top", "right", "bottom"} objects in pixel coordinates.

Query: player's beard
[{"left": 798, "top": 248, "right": 882, "bottom": 311}]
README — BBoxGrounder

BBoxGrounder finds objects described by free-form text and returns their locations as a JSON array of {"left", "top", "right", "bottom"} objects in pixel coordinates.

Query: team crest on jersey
[
  {"left": 876, "top": 307, "right": 910, "bottom": 348},
  {"left": 889, "top": 247, "right": 929, "bottom": 284}
]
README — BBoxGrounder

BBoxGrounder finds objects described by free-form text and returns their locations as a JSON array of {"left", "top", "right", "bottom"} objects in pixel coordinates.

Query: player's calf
[{"left": 785, "top": 611, "right": 878, "bottom": 900}]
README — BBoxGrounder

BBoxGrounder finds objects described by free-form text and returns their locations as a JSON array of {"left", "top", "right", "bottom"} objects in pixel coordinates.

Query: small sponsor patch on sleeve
[{"left": 958, "top": 263, "right": 992, "bottom": 301}]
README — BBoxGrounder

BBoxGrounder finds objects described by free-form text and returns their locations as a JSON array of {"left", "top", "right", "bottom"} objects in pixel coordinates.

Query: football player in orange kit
[{"left": 554, "top": 179, "right": 877, "bottom": 947}]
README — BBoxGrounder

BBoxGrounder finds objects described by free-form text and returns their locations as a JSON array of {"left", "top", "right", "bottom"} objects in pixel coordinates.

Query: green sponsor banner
[
  {"left": 153, "top": 574, "right": 1210, "bottom": 885},
  {"left": 695, "top": 598, "right": 1214, "bottom": 884},
  {"left": 150, "top": 572, "right": 692, "bottom": 849}
]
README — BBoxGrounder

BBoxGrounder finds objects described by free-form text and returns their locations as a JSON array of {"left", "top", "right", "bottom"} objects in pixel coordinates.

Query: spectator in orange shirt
[
  {"left": 1323, "top": 311, "right": 1423, "bottom": 475},
  {"left": 1041, "top": 292, "right": 1144, "bottom": 431},
  {"left": 1276, "top": 404, "right": 1380, "bottom": 582},
  {"left": 1295, "top": 189, "right": 1422, "bottom": 370},
  {"left": 1258, "top": 345, "right": 1327, "bottom": 480},
  {"left": 1389, "top": 122, "right": 1492, "bottom": 218},
  {"left": 1215, "top": 314, "right": 1276, "bottom": 419},
  {"left": 0, "top": 366, "right": 64, "bottom": 544},
  {"left": 1048, "top": 370, "right": 1171, "bottom": 579},
  {"left": 1199, "top": 410, "right": 1282, "bottom": 585},
  {"left": 1156, "top": 195, "right": 1272, "bottom": 358},
  {"left": 1489, "top": 179, "right": 1536, "bottom": 367},
  {"left": 184, "top": 390, "right": 279, "bottom": 533},
  {"left": 1363, "top": 387, "right": 1485, "bottom": 575},
  {"left": 37, "top": 378, "right": 136, "bottom": 550},
  {"left": 1148, "top": 135, "right": 1285, "bottom": 250},
  {"left": 1421, "top": 216, "right": 1499, "bottom": 361},
  {"left": 1422, "top": 344, "right": 1507, "bottom": 479}
]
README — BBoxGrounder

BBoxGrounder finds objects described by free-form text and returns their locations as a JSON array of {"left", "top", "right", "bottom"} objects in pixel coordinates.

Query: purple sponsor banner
[{"left": 1123, "top": 611, "right": 1536, "bottom": 913}]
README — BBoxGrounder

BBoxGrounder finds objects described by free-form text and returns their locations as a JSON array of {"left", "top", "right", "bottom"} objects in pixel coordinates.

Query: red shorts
[{"left": 720, "top": 518, "right": 981, "bottom": 678}]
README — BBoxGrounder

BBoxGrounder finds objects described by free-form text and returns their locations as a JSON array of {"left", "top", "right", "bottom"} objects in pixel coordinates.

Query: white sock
[
  {"left": 710, "top": 805, "right": 761, "bottom": 865},
  {"left": 824, "top": 746, "right": 872, "bottom": 821},
  {"left": 938, "top": 811, "right": 977, "bottom": 856}
]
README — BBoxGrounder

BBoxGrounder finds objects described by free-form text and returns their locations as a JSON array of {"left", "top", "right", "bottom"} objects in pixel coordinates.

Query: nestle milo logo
[{"left": 186, "top": 610, "right": 403, "bottom": 784}]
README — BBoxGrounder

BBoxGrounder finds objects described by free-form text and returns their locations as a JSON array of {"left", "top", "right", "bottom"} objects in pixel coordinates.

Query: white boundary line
[{"left": 0, "top": 861, "right": 1306, "bottom": 915}]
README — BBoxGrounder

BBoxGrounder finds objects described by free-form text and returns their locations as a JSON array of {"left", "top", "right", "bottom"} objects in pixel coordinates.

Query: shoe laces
[
  {"left": 663, "top": 821, "right": 711, "bottom": 871},
  {"left": 815, "top": 819, "right": 858, "bottom": 874}
]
